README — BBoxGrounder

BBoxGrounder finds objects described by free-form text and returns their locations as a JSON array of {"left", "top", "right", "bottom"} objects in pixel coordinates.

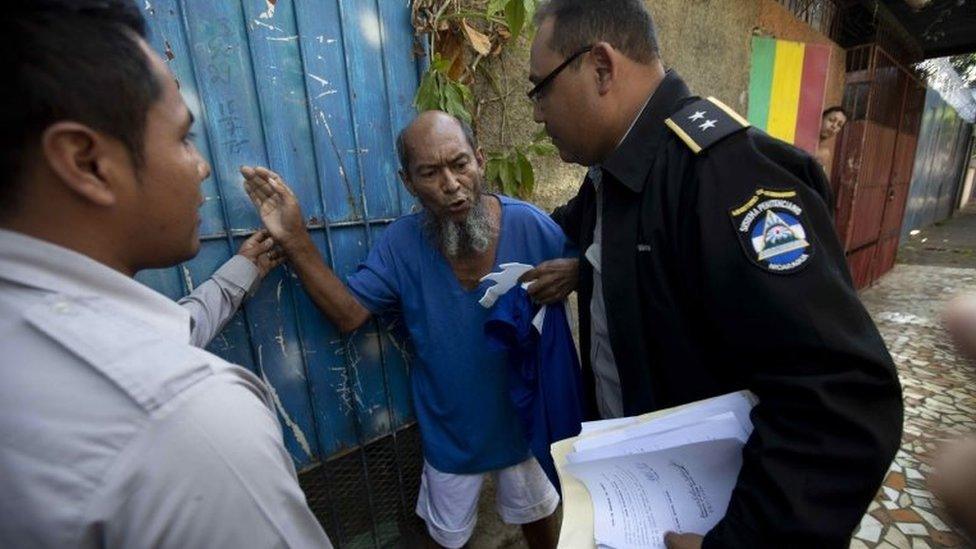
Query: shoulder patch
[
  {"left": 665, "top": 97, "right": 750, "bottom": 154},
  {"left": 729, "top": 188, "right": 814, "bottom": 274}
]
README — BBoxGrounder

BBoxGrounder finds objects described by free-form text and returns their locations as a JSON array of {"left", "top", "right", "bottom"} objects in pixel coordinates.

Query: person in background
[
  {"left": 816, "top": 106, "right": 848, "bottom": 177},
  {"left": 0, "top": 2, "right": 331, "bottom": 547},
  {"left": 521, "top": 0, "right": 903, "bottom": 546},
  {"left": 241, "top": 110, "right": 572, "bottom": 549}
]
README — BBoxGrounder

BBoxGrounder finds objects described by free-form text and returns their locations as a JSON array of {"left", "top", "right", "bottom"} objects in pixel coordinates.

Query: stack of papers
[{"left": 553, "top": 391, "right": 758, "bottom": 549}]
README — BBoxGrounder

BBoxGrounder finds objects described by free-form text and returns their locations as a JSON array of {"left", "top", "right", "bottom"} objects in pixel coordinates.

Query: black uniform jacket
[{"left": 551, "top": 71, "right": 903, "bottom": 547}]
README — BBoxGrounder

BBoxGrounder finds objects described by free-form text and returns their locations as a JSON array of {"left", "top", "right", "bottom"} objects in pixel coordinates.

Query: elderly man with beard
[{"left": 241, "top": 110, "right": 571, "bottom": 549}]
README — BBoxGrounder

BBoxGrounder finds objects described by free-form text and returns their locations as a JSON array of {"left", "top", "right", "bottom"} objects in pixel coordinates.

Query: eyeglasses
[{"left": 527, "top": 45, "right": 593, "bottom": 102}]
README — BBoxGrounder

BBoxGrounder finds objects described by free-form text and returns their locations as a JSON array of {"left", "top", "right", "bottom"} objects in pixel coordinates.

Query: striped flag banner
[{"left": 748, "top": 36, "right": 831, "bottom": 154}]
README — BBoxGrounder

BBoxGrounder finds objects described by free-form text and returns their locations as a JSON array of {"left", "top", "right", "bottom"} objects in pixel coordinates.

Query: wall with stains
[
  {"left": 477, "top": 0, "right": 761, "bottom": 211},
  {"left": 754, "top": 0, "right": 847, "bottom": 179},
  {"left": 477, "top": 1, "right": 846, "bottom": 211},
  {"left": 755, "top": 0, "right": 846, "bottom": 110}
]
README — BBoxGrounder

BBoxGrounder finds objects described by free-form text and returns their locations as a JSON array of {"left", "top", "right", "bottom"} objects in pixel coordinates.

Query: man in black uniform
[{"left": 521, "top": 1, "right": 904, "bottom": 547}]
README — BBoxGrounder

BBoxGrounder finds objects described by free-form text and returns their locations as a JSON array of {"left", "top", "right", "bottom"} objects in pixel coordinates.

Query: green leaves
[
  {"left": 483, "top": 131, "right": 556, "bottom": 198},
  {"left": 484, "top": 0, "right": 535, "bottom": 40},
  {"left": 504, "top": 0, "right": 526, "bottom": 40},
  {"left": 414, "top": 54, "right": 474, "bottom": 124},
  {"left": 486, "top": 0, "right": 509, "bottom": 17},
  {"left": 412, "top": 0, "right": 549, "bottom": 199},
  {"left": 527, "top": 128, "right": 557, "bottom": 157},
  {"left": 503, "top": 0, "right": 536, "bottom": 40},
  {"left": 486, "top": 150, "right": 535, "bottom": 198}
]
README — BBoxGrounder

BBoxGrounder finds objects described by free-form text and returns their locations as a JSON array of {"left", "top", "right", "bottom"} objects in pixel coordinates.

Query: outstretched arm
[{"left": 241, "top": 166, "right": 370, "bottom": 334}]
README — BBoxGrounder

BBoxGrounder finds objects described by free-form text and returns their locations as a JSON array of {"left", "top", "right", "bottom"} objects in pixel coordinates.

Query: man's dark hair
[
  {"left": 823, "top": 106, "right": 848, "bottom": 119},
  {"left": 2, "top": 0, "right": 160, "bottom": 214},
  {"left": 396, "top": 112, "right": 479, "bottom": 173},
  {"left": 534, "top": 0, "right": 660, "bottom": 65}
]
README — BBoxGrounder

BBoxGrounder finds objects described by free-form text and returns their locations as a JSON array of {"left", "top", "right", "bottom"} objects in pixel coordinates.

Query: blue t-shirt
[
  {"left": 485, "top": 288, "right": 584, "bottom": 491},
  {"left": 347, "top": 195, "right": 571, "bottom": 474}
]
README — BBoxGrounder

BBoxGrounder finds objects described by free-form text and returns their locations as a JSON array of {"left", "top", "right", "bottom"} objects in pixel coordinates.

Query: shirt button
[{"left": 52, "top": 301, "right": 73, "bottom": 315}]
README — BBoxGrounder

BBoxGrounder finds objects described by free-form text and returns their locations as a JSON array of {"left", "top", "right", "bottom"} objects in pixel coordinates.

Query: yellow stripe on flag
[{"left": 767, "top": 41, "right": 805, "bottom": 143}]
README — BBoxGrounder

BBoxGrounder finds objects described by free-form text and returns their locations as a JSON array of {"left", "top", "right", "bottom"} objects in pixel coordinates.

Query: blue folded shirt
[{"left": 485, "top": 287, "right": 584, "bottom": 492}]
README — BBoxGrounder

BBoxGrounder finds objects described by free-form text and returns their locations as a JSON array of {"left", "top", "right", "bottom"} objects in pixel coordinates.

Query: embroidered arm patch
[{"left": 729, "top": 188, "right": 814, "bottom": 274}]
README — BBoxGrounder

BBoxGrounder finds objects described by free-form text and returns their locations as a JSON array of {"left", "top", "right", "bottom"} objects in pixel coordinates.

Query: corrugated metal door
[
  {"left": 901, "top": 89, "right": 975, "bottom": 238},
  {"left": 134, "top": 1, "right": 424, "bottom": 545},
  {"left": 832, "top": 45, "right": 923, "bottom": 288}
]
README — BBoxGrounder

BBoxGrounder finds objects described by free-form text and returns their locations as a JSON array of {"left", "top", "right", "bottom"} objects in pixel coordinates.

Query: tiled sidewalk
[{"left": 853, "top": 264, "right": 976, "bottom": 549}]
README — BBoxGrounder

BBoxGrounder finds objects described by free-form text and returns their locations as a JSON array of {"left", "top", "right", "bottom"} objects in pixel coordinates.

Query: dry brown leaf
[
  {"left": 460, "top": 18, "right": 492, "bottom": 56},
  {"left": 437, "top": 29, "right": 468, "bottom": 80}
]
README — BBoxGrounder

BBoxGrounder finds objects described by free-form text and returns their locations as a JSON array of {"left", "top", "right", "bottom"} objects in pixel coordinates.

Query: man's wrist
[{"left": 280, "top": 232, "right": 318, "bottom": 261}]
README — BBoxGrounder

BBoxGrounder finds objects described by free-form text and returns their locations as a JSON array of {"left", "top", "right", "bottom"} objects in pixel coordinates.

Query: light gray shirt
[
  {"left": 0, "top": 229, "right": 332, "bottom": 549},
  {"left": 586, "top": 168, "right": 624, "bottom": 419},
  {"left": 179, "top": 253, "right": 259, "bottom": 348},
  {"left": 585, "top": 91, "right": 657, "bottom": 419}
]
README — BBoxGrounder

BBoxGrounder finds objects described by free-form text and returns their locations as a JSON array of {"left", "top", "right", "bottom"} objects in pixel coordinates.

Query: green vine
[{"left": 410, "top": 0, "right": 554, "bottom": 199}]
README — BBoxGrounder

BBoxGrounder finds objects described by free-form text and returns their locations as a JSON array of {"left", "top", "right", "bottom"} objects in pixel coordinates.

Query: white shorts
[{"left": 415, "top": 456, "right": 560, "bottom": 548}]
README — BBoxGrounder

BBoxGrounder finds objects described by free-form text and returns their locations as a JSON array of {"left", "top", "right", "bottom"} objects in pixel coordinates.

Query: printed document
[{"left": 554, "top": 391, "right": 757, "bottom": 549}]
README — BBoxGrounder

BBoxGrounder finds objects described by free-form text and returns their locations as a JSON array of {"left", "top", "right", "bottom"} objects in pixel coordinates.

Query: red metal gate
[{"left": 832, "top": 45, "right": 925, "bottom": 288}]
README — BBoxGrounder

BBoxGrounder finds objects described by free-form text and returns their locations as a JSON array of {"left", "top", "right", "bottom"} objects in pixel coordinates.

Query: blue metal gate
[{"left": 135, "top": 1, "right": 424, "bottom": 545}]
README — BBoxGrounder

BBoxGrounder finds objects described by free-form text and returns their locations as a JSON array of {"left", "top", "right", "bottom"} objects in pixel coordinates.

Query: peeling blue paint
[{"left": 139, "top": 0, "right": 420, "bottom": 469}]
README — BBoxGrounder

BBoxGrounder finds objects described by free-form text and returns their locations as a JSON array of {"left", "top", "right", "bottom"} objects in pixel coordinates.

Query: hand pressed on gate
[
  {"left": 241, "top": 166, "right": 307, "bottom": 249},
  {"left": 519, "top": 257, "right": 579, "bottom": 304},
  {"left": 236, "top": 229, "right": 284, "bottom": 278},
  {"left": 179, "top": 228, "right": 284, "bottom": 348},
  {"left": 241, "top": 166, "right": 370, "bottom": 333}
]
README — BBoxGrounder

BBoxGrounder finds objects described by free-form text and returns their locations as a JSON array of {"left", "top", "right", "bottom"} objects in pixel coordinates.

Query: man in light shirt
[{"left": 0, "top": 1, "right": 332, "bottom": 547}]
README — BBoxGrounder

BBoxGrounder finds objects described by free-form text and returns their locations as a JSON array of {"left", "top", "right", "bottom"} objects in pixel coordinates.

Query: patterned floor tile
[{"left": 852, "top": 263, "right": 976, "bottom": 548}]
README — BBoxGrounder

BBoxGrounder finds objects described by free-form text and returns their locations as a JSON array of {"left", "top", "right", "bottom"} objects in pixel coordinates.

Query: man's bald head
[{"left": 396, "top": 111, "right": 479, "bottom": 175}]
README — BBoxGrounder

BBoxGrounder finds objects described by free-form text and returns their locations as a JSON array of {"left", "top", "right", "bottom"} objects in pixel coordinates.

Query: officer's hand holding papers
[{"left": 553, "top": 391, "right": 758, "bottom": 549}]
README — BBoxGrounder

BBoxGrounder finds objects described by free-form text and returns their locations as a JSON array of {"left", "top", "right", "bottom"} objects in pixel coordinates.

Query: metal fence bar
[{"left": 196, "top": 217, "right": 398, "bottom": 242}]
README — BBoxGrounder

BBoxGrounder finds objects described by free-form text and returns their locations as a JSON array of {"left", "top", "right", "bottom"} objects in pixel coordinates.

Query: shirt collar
[
  {"left": 0, "top": 229, "right": 191, "bottom": 343},
  {"left": 599, "top": 70, "right": 692, "bottom": 193}
]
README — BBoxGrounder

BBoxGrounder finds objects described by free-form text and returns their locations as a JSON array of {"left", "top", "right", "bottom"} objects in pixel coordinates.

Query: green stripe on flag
[{"left": 748, "top": 36, "right": 776, "bottom": 131}]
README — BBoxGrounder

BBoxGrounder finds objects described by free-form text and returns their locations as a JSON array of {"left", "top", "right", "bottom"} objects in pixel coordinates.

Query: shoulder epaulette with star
[{"left": 665, "top": 97, "right": 750, "bottom": 154}]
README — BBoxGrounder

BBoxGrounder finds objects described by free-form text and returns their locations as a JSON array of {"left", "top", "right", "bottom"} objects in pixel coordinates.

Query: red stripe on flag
[{"left": 794, "top": 44, "right": 831, "bottom": 154}]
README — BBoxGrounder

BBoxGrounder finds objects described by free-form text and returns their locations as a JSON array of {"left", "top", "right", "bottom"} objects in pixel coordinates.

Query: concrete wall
[
  {"left": 754, "top": 0, "right": 847, "bottom": 177},
  {"left": 472, "top": 41, "right": 586, "bottom": 213},
  {"left": 651, "top": 0, "right": 759, "bottom": 115},
  {"left": 754, "top": 0, "right": 847, "bottom": 110},
  {"left": 473, "top": 1, "right": 847, "bottom": 211}
]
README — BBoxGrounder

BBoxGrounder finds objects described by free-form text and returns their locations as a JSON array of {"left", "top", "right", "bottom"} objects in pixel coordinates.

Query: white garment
[
  {"left": 0, "top": 229, "right": 331, "bottom": 549},
  {"left": 415, "top": 457, "right": 559, "bottom": 548}
]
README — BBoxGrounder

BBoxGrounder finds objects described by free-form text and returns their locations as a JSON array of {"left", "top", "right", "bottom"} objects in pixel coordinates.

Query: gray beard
[{"left": 422, "top": 196, "right": 496, "bottom": 258}]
